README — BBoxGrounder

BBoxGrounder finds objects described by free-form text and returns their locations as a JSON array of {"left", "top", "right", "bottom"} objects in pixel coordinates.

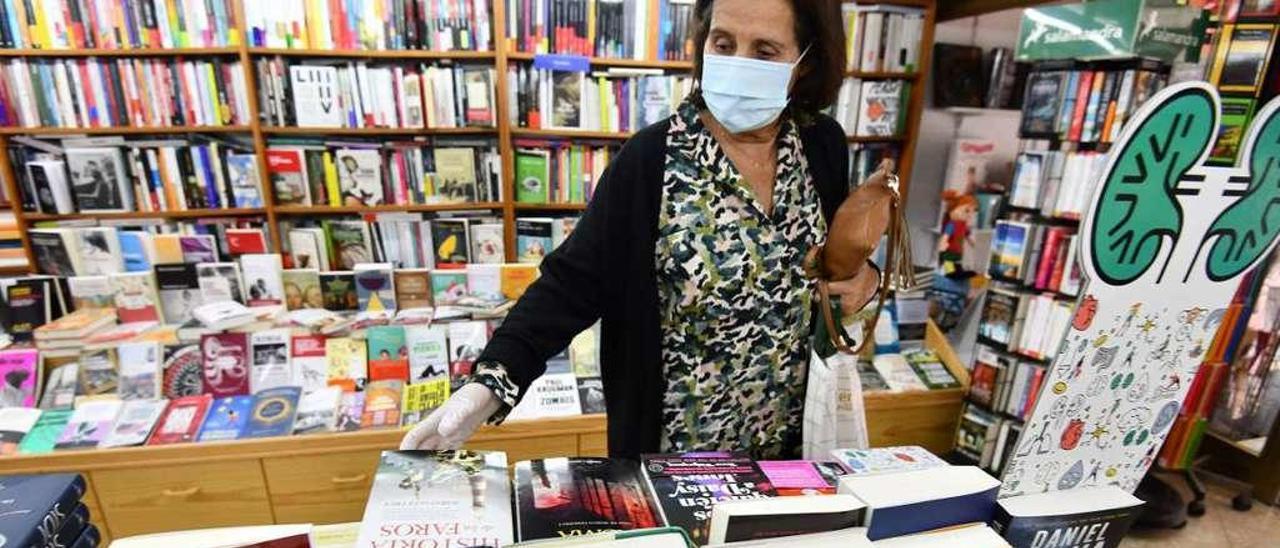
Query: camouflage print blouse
[{"left": 654, "top": 99, "right": 826, "bottom": 458}]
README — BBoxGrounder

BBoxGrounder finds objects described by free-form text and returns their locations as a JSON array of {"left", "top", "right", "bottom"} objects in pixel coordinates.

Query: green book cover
[
  {"left": 367, "top": 325, "right": 408, "bottom": 382},
  {"left": 1210, "top": 97, "right": 1256, "bottom": 164},
  {"left": 569, "top": 147, "right": 583, "bottom": 203},
  {"left": 18, "top": 409, "right": 72, "bottom": 455},
  {"left": 515, "top": 149, "right": 550, "bottom": 203}
]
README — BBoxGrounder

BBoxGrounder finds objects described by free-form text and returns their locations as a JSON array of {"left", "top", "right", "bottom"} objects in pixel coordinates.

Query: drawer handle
[
  {"left": 161, "top": 486, "right": 201, "bottom": 498},
  {"left": 330, "top": 474, "right": 368, "bottom": 485}
]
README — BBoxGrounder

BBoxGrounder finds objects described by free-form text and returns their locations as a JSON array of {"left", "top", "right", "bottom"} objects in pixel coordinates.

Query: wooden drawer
[
  {"left": 466, "top": 433, "right": 580, "bottom": 463},
  {"left": 263, "top": 450, "right": 381, "bottom": 525},
  {"left": 91, "top": 460, "right": 272, "bottom": 538},
  {"left": 578, "top": 432, "right": 608, "bottom": 457}
]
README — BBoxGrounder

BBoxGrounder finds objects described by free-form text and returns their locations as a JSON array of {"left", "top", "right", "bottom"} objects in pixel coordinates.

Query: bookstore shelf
[
  {"left": 510, "top": 128, "right": 633, "bottom": 140},
  {"left": 24, "top": 208, "right": 269, "bottom": 222},
  {"left": 505, "top": 51, "right": 692, "bottom": 70},
  {"left": 0, "top": 126, "right": 252, "bottom": 136},
  {"left": 272, "top": 203, "right": 505, "bottom": 215},
  {"left": 260, "top": 127, "right": 496, "bottom": 137},
  {"left": 248, "top": 48, "right": 498, "bottom": 60},
  {"left": 848, "top": 70, "right": 921, "bottom": 80},
  {"left": 0, "top": 47, "right": 242, "bottom": 57},
  {"left": 513, "top": 203, "right": 588, "bottom": 212},
  {"left": 848, "top": 135, "right": 907, "bottom": 143}
]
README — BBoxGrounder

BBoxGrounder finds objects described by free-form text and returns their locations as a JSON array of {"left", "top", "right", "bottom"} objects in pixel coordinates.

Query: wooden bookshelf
[
  {"left": 849, "top": 70, "right": 922, "bottom": 80},
  {"left": 0, "top": 0, "right": 937, "bottom": 278}
]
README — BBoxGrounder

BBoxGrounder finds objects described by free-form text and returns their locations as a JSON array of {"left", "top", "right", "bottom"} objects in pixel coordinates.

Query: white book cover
[
  {"left": 406, "top": 324, "right": 449, "bottom": 383},
  {"left": 197, "top": 262, "right": 246, "bottom": 304},
  {"left": 250, "top": 328, "right": 293, "bottom": 394},
  {"left": 291, "top": 335, "right": 330, "bottom": 395},
  {"left": 75, "top": 227, "right": 124, "bottom": 275},
  {"left": 505, "top": 372, "right": 582, "bottom": 420},
  {"left": 117, "top": 341, "right": 162, "bottom": 400},
  {"left": 240, "top": 254, "right": 285, "bottom": 308},
  {"left": 334, "top": 148, "right": 384, "bottom": 206},
  {"left": 290, "top": 65, "right": 343, "bottom": 127},
  {"left": 293, "top": 385, "right": 342, "bottom": 435},
  {"left": 871, "top": 354, "right": 929, "bottom": 392},
  {"left": 67, "top": 275, "right": 115, "bottom": 309},
  {"left": 65, "top": 147, "right": 132, "bottom": 212},
  {"left": 469, "top": 223, "right": 504, "bottom": 264},
  {"left": 446, "top": 321, "right": 489, "bottom": 378},
  {"left": 288, "top": 228, "right": 329, "bottom": 271},
  {"left": 465, "top": 264, "right": 502, "bottom": 302},
  {"left": 0, "top": 407, "right": 42, "bottom": 449},
  {"left": 38, "top": 363, "right": 79, "bottom": 410},
  {"left": 27, "top": 160, "right": 75, "bottom": 214},
  {"left": 100, "top": 399, "right": 167, "bottom": 448}
]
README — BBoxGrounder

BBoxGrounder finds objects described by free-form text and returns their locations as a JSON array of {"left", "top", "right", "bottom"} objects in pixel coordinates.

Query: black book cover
[
  {"left": 992, "top": 500, "right": 1142, "bottom": 548},
  {"left": 0, "top": 473, "right": 87, "bottom": 547},
  {"left": 1021, "top": 71, "right": 1066, "bottom": 137},
  {"left": 30, "top": 231, "right": 75, "bottom": 276},
  {"left": 320, "top": 271, "right": 358, "bottom": 312},
  {"left": 4, "top": 280, "right": 48, "bottom": 340},
  {"left": 156, "top": 263, "right": 201, "bottom": 324},
  {"left": 71, "top": 523, "right": 100, "bottom": 548},
  {"left": 933, "top": 44, "right": 985, "bottom": 107},
  {"left": 514, "top": 458, "right": 662, "bottom": 542},
  {"left": 51, "top": 502, "right": 90, "bottom": 547},
  {"left": 28, "top": 162, "right": 62, "bottom": 213},
  {"left": 641, "top": 453, "right": 776, "bottom": 545}
]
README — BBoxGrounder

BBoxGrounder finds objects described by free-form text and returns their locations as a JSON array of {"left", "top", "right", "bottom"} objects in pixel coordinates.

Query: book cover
[
  {"left": 447, "top": 321, "right": 489, "bottom": 381},
  {"left": 117, "top": 341, "right": 162, "bottom": 400},
  {"left": 17, "top": 409, "right": 72, "bottom": 454},
  {"left": 266, "top": 148, "right": 310, "bottom": 206},
  {"left": 990, "top": 220, "right": 1030, "bottom": 280},
  {"left": 29, "top": 230, "right": 78, "bottom": 277},
  {"left": 430, "top": 219, "right": 471, "bottom": 268},
  {"left": 855, "top": 80, "right": 905, "bottom": 137},
  {"left": 335, "top": 148, "right": 384, "bottom": 206},
  {"left": 153, "top": 235, "right": 185, "bottom": 265},
  {"left": 514, "top": 457, "right": 662, "bottom": 542},
  {"left": 291, "top": 334, "right": 330, "bottom": 394},
  {"left": 641, "top": 453, "right": 776, "bottom": 545},
  {"left": 577, "top": 377, "right": 607, "bottom": 414},
  {"left": 250, "top": 328, "right": 293, "bottom": 393},
  {"left": 1009, "top": 152, "right": 1046, "bottom": 210},
  {"left": 290, "top": 65, "right": 343, "bottom": 127},
  {"left": 1020, "top": 70, "right": 1065, "bottom": 136},
  {"left": 506, "top": 372, "right": 583, "bottom": 420},
  {"left": 354, "top": 263, "right": 397, "bottom": 312},
  {"left": 980, "top": 289, "right": 1019, "bottom": 345},
  {"left": 0, "top": 407, "right": 41, "bottom": 455},
  {"left": 393, "top": 269, "right": 433, "bottom": 310},
  {"left": 46, "top": 503, "right": 89, "bottom": 548},
  {"left": 515, "top": 149, "right": 550, "bottom": 203},
  {"left": 54, "top": 399, "right": 122, "bottom": 449},
  {"left": 406, "top": 324, "right": 450, "bottom": 382},
  {"left": 3, "top": 282, "right": 49, "bottom": 341},
  {"left": 757, "top": 460, "right": 839, "bottom": 496},
  {"left": 466, "top": 264, "right": 503, "bottom": 302},
  {"left": 67, "top": 275, "right": 115, "bottom": 309},
  {"left": 282, "top": 268, "right": 324, "bottom": 310},
  {"left": 200, "top": 332, "right": 251, "bottom": 397},
  {"left": 433, "top": 147, "right": 480, "bottom": 202},
  {"left": 155, "top": 263, "right": 203, "bottom": 324},
  {"left": 77, "top": 347, "right": 118, "bottom": 396},
  {"left": 179, "top": 234, "right": 218, "bottom": 264},
  {"left": 430, "top": 270, "right": 469, "bottom": 306},
  {"left": 470, "top": 222, "right": 505, "bottom": 264},
  {"left": 227, "top": 153, "right": 264, "bottom": 208},
  {"left": 226, "top": 228, "right": 269, "bottom": 256},
  {"left": 516, "top": 218, "right": 554, "bottom": 264},
  {"left": 0, "top": 474, "right": 86, "bottom": 548},
  {"left": 240, "top": 253, "right": 285, "bottom": 308},
  {"left": 320, "top": 271, "right": 359, "bottom": 311},
  {"left": 243, "top": 386, "right": 301, "bottom": 438},
  {"left": 361, "top": 379, "right": 404, "bottom": 428},
  {"left": 829, "top": 446, "right": 948, "bottom": 476},
  {"left": 368, "top": 325, "right": 409, "bottom": 381},
  {"left": 197, "top": 395, "right": 254, "bottom": 441},
  {"left": 501, "top": 264, "right": 539, "bottom": 300},
  {"left": 111, "top": 271, "right": 162, "bottom": 323},
  {"left": 400, "top": 378, "right": 450, "bottom": 426},
  {"left": 354, "top": 451, "right": 513, "bottom": 547},
  {"left": 0, "top": 348, "right": 40, "bottom": 407},
  {"left": 288, "top": 228, "right": 328, "bottom": 271},
  {"left": 991, "top": 486, "right": 1143, "bottom": 548},
  {"left": 26, "top": 161, "right": 75, "bottom": 214},
  {"left": 1213, "top": 24, "right": 1277, "bottom": 93},
  {"left": 39, "top": 364, "right": 79, "bottom": 410},
  {"left": 197, "top": 262, "right": 246, "bottom": 304},
  {"left": 326, "top": 337, "right": 368, "bottom": 391},
  {"left": 294, "top": 385, "right": 343, "bottom": 434},
  {"left": 1211, "top": 97, "right": 1256, "bottom": 164},
  {"left": 100, "top": 399, "right": 167, "bottom": 448},
  {"left": 66, "top": 147, "right": 129, "bottom": 211},
  {"left": 837, "top": 465, "right": 999, "bottom": 541},
  {"left": 336, "top": 391, "right": 364, "bottom": 432},
  {"left": 326, "top": 220, "right": 374, "bottom": 270},
  {"left": 148, "top": 394, "right": 213, "bottom": 445}
]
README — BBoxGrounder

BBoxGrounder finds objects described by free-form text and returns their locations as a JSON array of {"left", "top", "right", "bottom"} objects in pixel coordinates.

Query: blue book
[
  {"left": 118, "top": 231, "right": 152, "bottom": 272},
  {"left": 243, "top": 387, "right": 301, "bottom": 439},
  {"left": 197, "top": 396, "right": 255, "bottom": 442},
  {"left": 50, "top": 503, "right": 90, "bottom": 548},
  {"left": 71, "top": 523, "right": 100, "bottom": 548},
  {"left": 837, "top": 466, "right": 999, "bottom": 541},
  {"left": 0, "top": 474, "right": 87, "bottom": 547}
]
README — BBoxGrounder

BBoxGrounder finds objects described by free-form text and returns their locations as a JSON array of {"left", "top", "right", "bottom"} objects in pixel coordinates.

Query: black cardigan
[{"left": 478, "top": 113, "right": 851, "bottom": 458}]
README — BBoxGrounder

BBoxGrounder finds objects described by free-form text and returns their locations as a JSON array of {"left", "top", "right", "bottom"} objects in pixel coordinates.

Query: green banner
[{"left": 1016, "top": 0, "right": 1203, "bottom": 62}]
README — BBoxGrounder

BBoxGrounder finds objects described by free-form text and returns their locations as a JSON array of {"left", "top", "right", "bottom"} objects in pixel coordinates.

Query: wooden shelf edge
[
  {"left": 513, "top": 203, "right": 587, "bottom": 211},
  {"left": 24, "top": 208, "right": 267, "bottom": 222},
  {"left": 262, "top": 126, "right": 497, "bottom": 136},
  {"left": 0, "top": 47, "right": 241, "bottom": 57},
  {"left": 0, "top": 264, "right": 30, "bottom": 274},
  {"left": 505, "top": 51, "right": 692, "bottom": 70},
  {"left": 847, "top": 70, "right": 920, "bottom": 80},
  {"left": 512, "top": 129, "right": 633, "bottom": 140},
  {"left": 273, "top": 202, "right": 505, "bottom": 215},
  {"left": 847, "top": 135, "right": 906, "bottom": 143},
  {"left": 249, "top": 48, "right": 496, "bottom": 60},
  {"left": 0, "top": 414, "right": 607, "bottom": 473},
  {"left": 0, "top": 126, "right": 251, "bottom": 136}
]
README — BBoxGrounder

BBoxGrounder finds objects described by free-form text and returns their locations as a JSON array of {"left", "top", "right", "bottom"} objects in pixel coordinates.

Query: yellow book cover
[
  {"left": 31, "top": 0, "right": 49, "bottom": 49},
  {"left": 164, "top": 0, "right": 181, "bottom": 46},
  {"left": 399, "top": 378, "right": 450, "bottom": 426},
  {"left": 11, "top": 0, "right": 28, "bottom": 49},
  {"left": 324, "top": 151, "right": 341, "bottom": 207},
  {"left": 152, "top": 235, "right": 185, "bottom": 264},
  {"left": 361, "top": 379, "right": 402, "bottom": 428},
  {"left": 597, "top": 76, "right": 610, "bottom": 132},
  {"left": 204, "top": 63, "right": 225, "bottom": 124},
  {"left": 500, "top": 264, "right": 539, "bottom": 300},
  {"left": 326, "top": 337, "right": 368, "bottom": 392},
  {"left": 587, "top": 0, "right": 596, "bottom": 55},
  {"left": 304, "top": 0, "right": 322, "bottom": 49}
]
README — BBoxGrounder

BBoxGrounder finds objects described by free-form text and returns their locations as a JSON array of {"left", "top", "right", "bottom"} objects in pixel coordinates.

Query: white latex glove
[{"left": 399, "top": 383, "right": 503, "bottom": 450}]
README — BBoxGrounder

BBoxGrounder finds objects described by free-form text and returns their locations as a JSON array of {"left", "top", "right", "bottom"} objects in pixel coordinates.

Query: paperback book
[
  {"left": 641, "top": 453, "right": 777, "bottom": 545},
  {"left": 514, "top": 457, "right": 662, "bottom": 542}
]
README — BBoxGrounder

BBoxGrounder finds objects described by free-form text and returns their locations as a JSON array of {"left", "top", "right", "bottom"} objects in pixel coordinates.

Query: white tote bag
[{"left": 802, "top": 349, "right": 869, "bottom": 459}]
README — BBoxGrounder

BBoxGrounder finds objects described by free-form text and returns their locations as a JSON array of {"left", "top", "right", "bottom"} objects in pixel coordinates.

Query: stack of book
[
  {"left": 9, "top": 136, "right": 263, "bottom": 215},
  {"left": 0, "top": 0, "right": 239, "bottom": 49},
  {"left": 283, "top": 213, "right": 509, "bottom": 271},
  {"left": 508, "top": 60, "right": 692, "bottom": 132},
  {"left": 1007, "top": 149, "right": 1109, "bottom": 221},
  {"left": 1204, "top": 17, "right": 1278, "bottom": 164},
  {"left": 1019, "top": 58, "right": 1169, "bottom": 143},
  {"left": 513, "top": 141, "right": 616, "bottom": 204},
  {"left": 842, "top": 4, "right": 927, "bottom": 73},
  {"left": 658, "top": 0, "right": 695, "bottom": 61},
  {"left": 256, "top": 58, "right": 497, "bottom": 129},
  {"left": 515, "top": 217, "right": 578, "bottom": 264},
  {"left": 504, "top": 0, "right": 651, "bottom": 59},
  {"left": 244, "top": 0, "right": 493, "bottom": 51},
  {"left": 265, "top": 139, "right": 502, "bottom": 207},
  {"left": 834, "top": 78, "right": 911, "bottom": 137},
  {"left": 0, "top": 58, "right": 252, "bottom": 129},
  {"left": 0, "top": 473, "right": 100, "bottom": 547},
  {"left": 988, "top": 219, "right": 1082, "bottom": 296},
  {"left": 0, "top": 211, "right": 25, "bottom": 270}
]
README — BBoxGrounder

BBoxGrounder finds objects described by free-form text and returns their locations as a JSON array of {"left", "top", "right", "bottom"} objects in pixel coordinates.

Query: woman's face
[{"left": 705, "top": 0, "right": 801, "bottom": 64}]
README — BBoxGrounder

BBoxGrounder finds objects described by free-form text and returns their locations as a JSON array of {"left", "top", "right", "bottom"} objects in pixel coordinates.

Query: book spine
[{"left": 11, "top": 475, "right": 86, "bottom": 547}]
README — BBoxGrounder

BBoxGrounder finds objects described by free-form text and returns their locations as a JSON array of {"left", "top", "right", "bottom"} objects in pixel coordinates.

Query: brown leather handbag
[{"left": 804, "top": 159, "right": 915, "bottom": 354}]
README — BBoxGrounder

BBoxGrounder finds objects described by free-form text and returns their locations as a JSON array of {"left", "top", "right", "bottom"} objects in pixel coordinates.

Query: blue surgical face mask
[{"left": 701, "top": 46, "right": 810, "bottom": 134}]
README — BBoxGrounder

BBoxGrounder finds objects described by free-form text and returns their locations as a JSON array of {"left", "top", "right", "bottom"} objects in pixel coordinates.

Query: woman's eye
[{"left": 713, "top": 42, "right": 733, "bottom": 54}]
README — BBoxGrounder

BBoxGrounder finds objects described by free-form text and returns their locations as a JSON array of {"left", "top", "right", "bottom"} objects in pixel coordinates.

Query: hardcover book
[
  {"left": 0, "top": 407, "right": 41, "bottom": 455},
  {"left": 294, "top": 385, "right": 343, "bottom": 435},
  {"left": 155, "top": 263, "right": 204, "bottom": 325},
  {"left": 837, "top": 465, "right": 999, "bottom": 541},
  {"left": 0, "top": 348, "right": 40, "bottom": 407},
  {"left": 117, "top": 341, "right": 163, "bottom": 400},
  {"left": 197, "top": 395, "right": 254, "bottom": 441},
  {"left": 243, "top": 386, "right": 301, "bottom": 438},
  {"left": 991, "top": 486, "right": 1143, "bottom": 548},
  {"left": 17, "top": 409, "right": 71, "bottom": 454},
  {"left": 361, "top": 379, "right": 404, "bottom": 428},
  {"left": 320, "top": 271, "right": 359, "bottom": 311},
  {"left": 291, "top": 334, "right": 330, "bottom": 394},
  {"left": 54, "top": 399, "right": 122, "bottom": 450},
  {"left": 100, "top": 399, "right": 167, "bottom": 448},
  {"left": 354, "top": 263, "right": 397, "bottom": 312},
  {"left": 148, "top": 394, "right": 213, "bottom": 445},
  {"left": 240, "top": 253, "right": 286, "bottom": 308},
  {"left": 641, "top": 453, "right": 777, "bottom": 545},
  {"left": 326, "top": 337, "right": 369, "bottom": 391},
  {"left": 514, "top": 457, "right": 662, "bottom": 542},
  {"left": 200, "top": 333, "right": 252, "bottom": 397},
  {"left": 0, "top": 474, "right": 86, "bottom": 548},
  {"left": 355, "top": 451, "right": 514, "bottom": 547},
  {"left": 368, "top": 325, "right": 409, "bottom": 381},
  {"left": 250, "top": 328, "right": 294, "bottom": 394}
]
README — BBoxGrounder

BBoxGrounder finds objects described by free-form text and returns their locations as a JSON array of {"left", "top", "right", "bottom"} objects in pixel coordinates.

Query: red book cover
[
  {"left": 226, "top": 229, "right": 268, "bottom": 255},
  {"left": 147, "top": 394, "right": 213, "bottom": 445},
  {"left": 514, "top": 457, "right": 663, "bottom": 542},
  {"left": 75, "top": 61, "right": 98, "bottom": 127},
  {"left": 970, "top": 361, "right": 998, "bottom": 407},
  {"left": 1034, "top": 228, "right": 1064, "bottom": 290},
  {"left": 1158, "top": 414, "right": 1190, "bottom": 468},
  {"left": 1195, "top": 362, "right": 1229, "bottom": 418},
  {"left": 1021, "top": 367, "right": 1047, "bottom": 419},
  {"left": 1068, "top": 71, "right": 1095, "bottom": 141},
  {"left": 200, "top": 333, "right": 251, "bottom": 397},
  {"left": 1048, "top": 235, "right": 1072, "bottom": 291}
]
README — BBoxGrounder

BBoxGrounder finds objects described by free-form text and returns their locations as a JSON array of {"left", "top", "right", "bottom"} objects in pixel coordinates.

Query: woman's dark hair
[{"left": 691, "top": 0, "right": 847, "bottom": 117}]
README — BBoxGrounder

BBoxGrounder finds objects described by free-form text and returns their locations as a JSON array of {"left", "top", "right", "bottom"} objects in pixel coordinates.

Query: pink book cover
[
  {"left": 757, "top": 460, "right": 837, "bottom": 496},
  {"left": 200, "top": 333, "right": 251, "bottom": 397},
  {"left": 0, "top": 349, "right": 39, "bottom": 407}
]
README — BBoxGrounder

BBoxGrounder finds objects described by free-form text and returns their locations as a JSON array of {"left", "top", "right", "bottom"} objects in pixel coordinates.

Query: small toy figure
[{"left": 938, "top": 191, "right": 978, "bottom": 278}]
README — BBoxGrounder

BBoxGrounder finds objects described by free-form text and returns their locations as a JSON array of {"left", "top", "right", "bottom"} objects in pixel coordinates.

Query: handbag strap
[{"left": 849, "top": 175, "right": 915, "bottom": 355}]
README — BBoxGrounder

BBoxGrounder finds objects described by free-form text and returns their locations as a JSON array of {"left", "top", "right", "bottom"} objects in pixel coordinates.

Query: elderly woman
[{"left": 403, "top": 0, "right": 878, "bottom": 459}]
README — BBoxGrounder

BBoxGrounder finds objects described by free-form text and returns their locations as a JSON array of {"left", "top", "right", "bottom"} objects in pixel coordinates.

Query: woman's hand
[
  {"left": 399, "top": 383, "right": 503, "bottom": 450},
  {"left": 827, "top": 264, "right": 880, "bottom": 317}
]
